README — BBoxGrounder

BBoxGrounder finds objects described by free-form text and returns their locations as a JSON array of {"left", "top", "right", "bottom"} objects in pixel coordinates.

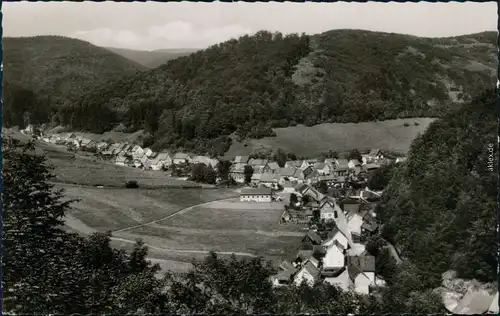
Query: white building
[
  {"left": 293, "top": 259, "right": 321, "bottom": 287},
  {"left": 240, "top": 188, "right": 273, "bottom": 202}
]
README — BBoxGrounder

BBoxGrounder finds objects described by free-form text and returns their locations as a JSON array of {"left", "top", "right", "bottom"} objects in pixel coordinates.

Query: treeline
[
  {"left": 5, "top": 31, "right": 496, "bottom": 155},
  {"left": 3, "top": 136, "right": 445, "bottom": 314},
  {"left": 376, "top": 89, "right": 498, "bottom": 286}
]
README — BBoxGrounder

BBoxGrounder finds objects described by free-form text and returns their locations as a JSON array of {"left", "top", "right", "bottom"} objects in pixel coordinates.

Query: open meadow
[
  {"left": 33, "top": 140, "right": 204, "bottom": 188},
  {"left": 225, "top": 117, "right": 436, "bottom": 157},
  {"left": 59, "top": 184, "right": 240, "bottom": 231}
]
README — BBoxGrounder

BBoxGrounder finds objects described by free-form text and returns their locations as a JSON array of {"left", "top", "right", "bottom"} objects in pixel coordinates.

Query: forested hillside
[
  {"left": 105, "top": 47, "right": 199, "bottom": 68},
  {"left": 5, "top": 31, "right": 496, "bottom": 155},
  {"left": 377, "top": 88, "right": 497, "bottom": 287},
  {"left": 3, "top": 36, "right": 146, "bottom": 127}
]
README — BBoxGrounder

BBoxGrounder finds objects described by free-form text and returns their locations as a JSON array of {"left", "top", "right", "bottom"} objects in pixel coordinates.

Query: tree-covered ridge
[
  {"left": 3, "top": 36, "right": 146, "bottom": 110},
  {"left": 377, "top": 89, "right": 497, "bottom": 286},
  {"left": 58, "top": 30, "right": 496, "bottom": 153}
]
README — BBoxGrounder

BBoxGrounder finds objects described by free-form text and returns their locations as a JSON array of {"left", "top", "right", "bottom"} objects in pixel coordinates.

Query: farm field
[
  {"left": 35, "top": 140, "right": 203, "bottom": 188},
  {"left": 63, "top": 190, "right": 303, "bottom": 272},
  {"left": 225, "top": 117, "right": 436, "bottom": 158},
  {"left": 59, "top": 184, "right": 240, "bottom": 231},
  {"left": 117, "top": 199, "right": 305, "bottom": 266}
]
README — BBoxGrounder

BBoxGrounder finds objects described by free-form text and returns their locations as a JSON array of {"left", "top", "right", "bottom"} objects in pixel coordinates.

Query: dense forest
[
  {"left": 3, "top": 36, "right": 146, "bottom": 127},
  {"left": 2, "top": 136, "right": 445, "bottom": 314},
  {"left": 377, "top": 88, "right": 498, "bottom": 287},
  {"left": 4, "top": 31, "right": 496, "bottom": 155}
]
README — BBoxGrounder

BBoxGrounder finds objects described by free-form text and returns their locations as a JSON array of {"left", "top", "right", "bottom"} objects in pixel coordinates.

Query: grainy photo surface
[{"left": 1, "top": 1, "right": 498, "bottom": 314}]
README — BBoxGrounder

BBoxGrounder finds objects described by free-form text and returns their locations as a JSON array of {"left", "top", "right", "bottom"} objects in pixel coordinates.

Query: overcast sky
[{"left": 3, "top": 2, "right": 497, "bottom": 51}]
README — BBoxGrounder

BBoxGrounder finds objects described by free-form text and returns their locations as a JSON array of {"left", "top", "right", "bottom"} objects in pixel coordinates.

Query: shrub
[
  {"left": 125, "top": 180, "right": 139, "bottom": 189},
  {"left": 414, "top": 121, "right": 420, "bottom": 126},
  {"left": 403, "top": 122, "right": 410, "bottom": 127}
]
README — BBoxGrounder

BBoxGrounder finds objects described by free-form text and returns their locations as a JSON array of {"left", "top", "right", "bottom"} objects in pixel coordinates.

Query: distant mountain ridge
[
  {"left": 104, "top": 47, "right": 200, "bottom": 68},
  {"left": 3, "top": 35, "right": 146, "bottom": 108},
  {"left": 4, "top": 30, "right": 497, "bottom": 156}
]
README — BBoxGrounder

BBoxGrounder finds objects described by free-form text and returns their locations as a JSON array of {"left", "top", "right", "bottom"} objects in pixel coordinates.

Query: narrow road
[
  {"left": 381, "top": 237, "right": 403, "bottom": 264},
  {"left": 112, "top": 196, "right": 238, "bottom": 233}
]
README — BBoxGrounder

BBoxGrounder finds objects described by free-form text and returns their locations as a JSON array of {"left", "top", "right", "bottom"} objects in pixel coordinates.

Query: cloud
[
  {"left": 73, "top": 21, "right": 253, "bottom": 50},
  {"left": 147, "top": 21, "right": 253, "bottom": 47},
  {"left": 74, "top": 28, "right": 140, "bottom": 48}
]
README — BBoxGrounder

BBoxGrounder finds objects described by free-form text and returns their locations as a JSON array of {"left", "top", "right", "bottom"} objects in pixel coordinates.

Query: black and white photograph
[{"left": 1, "top": 1, "right": 498, "bottom": 314}]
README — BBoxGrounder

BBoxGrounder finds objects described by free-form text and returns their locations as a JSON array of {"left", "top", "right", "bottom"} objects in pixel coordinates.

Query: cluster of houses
[
  {"left": 270, "top": 184, "right": 384, "bottom": 295},
  {"left": 234, "top": 149, "right": 394, "bottom": 203},
  {"left": 38, "top": 132, "right": 219, "bottom": 172}
]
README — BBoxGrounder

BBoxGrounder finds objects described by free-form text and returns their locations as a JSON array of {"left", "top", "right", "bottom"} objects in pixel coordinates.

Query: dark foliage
[
  {"left": 367, "top": 162, "right": 397, "bottom": 190},
  {"left": 19, "top": 30, "right": 494, "bottom": 154},
  {"left": 3, "top": 36, "right": 145, "bottom": 128},
  {"left": 125, "top": 180, "right": 139, "bottom": 188},
  {"left": 377, "top": 89, "right": 498, "bottom": 286}
]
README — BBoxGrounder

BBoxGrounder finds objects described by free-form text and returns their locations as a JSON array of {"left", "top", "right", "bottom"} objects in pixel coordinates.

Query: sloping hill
[
  {"left": 377, "top": 89, "right": 497, "bottom": 286},
  {"left": 225, "top": 118, "right": 436, "bottom": 158},
  {"left": 21, "top": 31, "right": 498, "bottom": 155},
  {"left": 3, "top": 36, "right": 146, "bottom": 114},
  {"left": 105, "top": 47, "right": 199, "bottom": 68}
]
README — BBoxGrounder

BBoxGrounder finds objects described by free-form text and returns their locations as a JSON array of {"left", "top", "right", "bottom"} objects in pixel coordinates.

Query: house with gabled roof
[
  {"left": 285, "top": 160, "right": 303, "bottom": 169},
  {"left": 229, "top": 163, "right": 247, "bottom": 183},
  {"left": 143, "top": 148, "right": 155, "bottom": 158},
  {"left": 346, "top": 255, "right": 376, "bottom": 294},
  {"left": 150, "top": 152, "right": 172, "bottom": 171},
  {"left": 234, "top": 156, "right": 250, "bottom": 164},
  {"left": 322, "top": 240, "right": 346, "bottom": 271},
  {"left": 348, "top": 159, "right": 362, "bottom": 169},
  {"left": 113, "top": 143, "right": 127, "bottom": 156},
  {"left": 295, "top": 184, "right": 324, "bottom": 202},
  {"left": 305, "top": 169, "right": 321, "bottom": 185},
  {"left": 302, "top": 230, "right": 322, "bottom": 247},
  {"left": 324, "top": 267, "right": 351, "bottom": 292},
  {"left": 248, "top": 158, "right": 269, "bottom": 173},
  {"left": 173, "top": 152, "right": 192, "bottom": 165},
  {"left": 96, "top": 141, "right": 109, "bottom": 151},
  {"left": 266, "top": 161, "right": 280, "bottom": 173},
  {"left": 299, "top": 159, "right": 317, "bottom": 170},
  {"left": 313, "top": 162, "right": 331, "bottom": 175},
  {"left": 293, "top": 259, "right": 321, "bottom": 287},
  {"left": 115, "top": 155, "right": 129, "bottom": 167},
  {"left": 251, "top": 173, "right": 262, "bottom": 185},
  {"left": 272, "top": 269, "right": 295, "bottom": 287},
  {"left": 260, "top": 172, "right": 279, "bottom": 188}
]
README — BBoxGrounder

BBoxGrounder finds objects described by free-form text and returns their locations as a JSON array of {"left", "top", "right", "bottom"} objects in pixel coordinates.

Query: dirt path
[
  {"left": 111, "top": 196, "right": 238, "bottom": 233},
  {"left": 64, "top": 213, "right": 257, "bottom": 258}
]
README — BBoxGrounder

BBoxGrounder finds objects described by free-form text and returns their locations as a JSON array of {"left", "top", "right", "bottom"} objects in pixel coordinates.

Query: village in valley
[{"left": 25, "top": 124, "right": 408, "bottom": 296}]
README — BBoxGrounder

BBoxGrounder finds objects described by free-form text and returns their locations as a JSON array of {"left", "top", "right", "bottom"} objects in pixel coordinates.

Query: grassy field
[
  {"left": 32, "top": 140, "right": 203, "bottom": 188},
  {"left": 115, "top": 199, "right": 305, "bottom": 266},
  {"left": 59, "top": 184, "right": 239, "bottom": 231},
  {"left": 225, "top": 117, "right": 436, "bottom": 158}
]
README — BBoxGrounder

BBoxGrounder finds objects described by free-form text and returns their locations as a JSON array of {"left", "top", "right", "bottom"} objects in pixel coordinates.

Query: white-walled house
[
  {"left": 144, "top": 148, "right": 154, "bottom": 157},
  {"left": 346, "top": 255, "right": 376, "bottom": 295},
  {"left": 323, "top": 228, "right": 350, "bottom": 251},
  {"left": 293, "top": 260, "right": 321, "bottom": 287},
  {"left": 348, "top": 159, "right": 362, "bottom": 169},
  {"left": 230, "top": 163, "right": 247, "bottom": 183},
  {"left": 324, "top": 268, "right": 352, "bottom": 292},
  {"left": 347, "top": 211, "right": 364, "bottom": 236},
  {"left": 322, "top": 241, "right": 346, "bottom": 271},
  {"left": 240, "top": 188, "right": 273, "bottom": 202},
  {"left": 173, "top": 153, "right": 192, "bottom": 165},
  {"left": 115, "top": 155, "right": 129, "bottom": 167}
]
